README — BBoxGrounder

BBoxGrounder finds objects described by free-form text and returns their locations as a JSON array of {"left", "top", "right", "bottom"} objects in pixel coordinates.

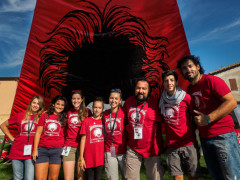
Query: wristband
[
  {"left": 206, "top": 115, "right": 210, "bottom": 124},
  {"left": 78, "top": 158, "right": 84, "bottom": 163}
]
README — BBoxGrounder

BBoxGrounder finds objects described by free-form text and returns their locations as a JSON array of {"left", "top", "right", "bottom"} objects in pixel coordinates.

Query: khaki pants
[
  {"left": 104, "top": 152, "right": 126, "bottom": 180},
  {"left": 125, "top": 147, "right": 165, "bottom": 180}
]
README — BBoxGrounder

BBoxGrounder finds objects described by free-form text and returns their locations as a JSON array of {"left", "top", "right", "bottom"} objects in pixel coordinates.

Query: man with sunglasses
[
  {"left": 159, "top": 70, "right": 200, "bottom": 180},
  {"left": 123, "top": 78, "right": 165, "bottom": 180}
]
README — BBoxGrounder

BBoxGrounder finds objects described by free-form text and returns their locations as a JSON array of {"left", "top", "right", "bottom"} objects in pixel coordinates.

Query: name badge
[
  {"left": 61, "top": 146, "right": 71, "bottom": 156},
  {"left": 110, "top": 146, "right": 116, "bottom": 157},
  {"left": 23, "top": 145, "right": 32, "bottom": 156},
  {"left": 134, "top": 127, "right": 143, "bottom": 139}
]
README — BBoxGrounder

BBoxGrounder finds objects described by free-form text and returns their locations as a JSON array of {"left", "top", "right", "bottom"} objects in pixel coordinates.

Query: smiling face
[
  {"left": 71, "top": 93, "right": 83, "bottom": 110},
  {"left": 181, "top": 59, "right": 200, "bottom": 83},
  {"left": 54, "top": 100, "right": 65, "bottom": 115},
  {"left": 135, "top": 81, "right": 149, "bottom": 102},
  {"left": 30, "top": 98, "right": 40, "bottom": 114},
  {"left": 163, "top": 75, "right": 177, "bottom": 95},
  {"left": 92, "top": 101, "right": 103, "bottom": 119},
  {"left": 109, "top": 92, "right": 122, "bottom": 110}
]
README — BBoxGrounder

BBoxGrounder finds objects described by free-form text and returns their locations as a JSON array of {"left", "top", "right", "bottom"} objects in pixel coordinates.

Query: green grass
[{"left": 0, "top": 135, "right": 211, "bottom": 180}]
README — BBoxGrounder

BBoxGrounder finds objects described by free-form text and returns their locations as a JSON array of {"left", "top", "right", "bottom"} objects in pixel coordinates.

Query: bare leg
[
  {"left": 63, "top": 161, "right": 75, "bottom": 180},
  {"left": 174, "top": 175, "right": 184, "bottom": 180},
  {"left": 48, "top": 164, "right": 61, "bottom": 180},
  {"left": 36, "top": 162, "right": 49, "bottom": 180}
]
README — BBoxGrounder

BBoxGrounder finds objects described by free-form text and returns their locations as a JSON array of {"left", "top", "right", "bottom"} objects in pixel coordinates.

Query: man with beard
[
  {"left": 177, "top": 55, "right": 240, "bottom": 180},
  {"left": 123, "top": 78, "right": 165, "bottom": 180}
]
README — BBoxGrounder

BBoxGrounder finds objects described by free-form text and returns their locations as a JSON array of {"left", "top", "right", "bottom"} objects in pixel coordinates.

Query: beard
[
  {"left": 135, "top": 92, "right": 149, "bottom": 102},
  {"left": 184, "top": 71, "right": 199, "bottom": 82}
]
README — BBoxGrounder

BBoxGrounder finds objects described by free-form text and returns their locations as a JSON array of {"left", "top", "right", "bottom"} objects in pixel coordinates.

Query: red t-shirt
[
  {"left": 38, "top": 113, "right": 65, "bottom": 148},
  {"left": 80, "top": 117, "right": 104, "bottom": 168},
  {"left": 64, "top": 108, "right": 92, "bottom": 147},
  {"left": 102, "top": 107, "right": 127, "bottom": 154},
  {"left": 187, "top": 74, "right": 235, "bottom": 138},
  {"left": 162, "top": 93, "right": 197, "bottom": 148},
  {"left": 8, "top": 112, "right": 38, "bottom": 159},
  {"left": 123, "top": 96, "right": 163, "bottom": 158}
]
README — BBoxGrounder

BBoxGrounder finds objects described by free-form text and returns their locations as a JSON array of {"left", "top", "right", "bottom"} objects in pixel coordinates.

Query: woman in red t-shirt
[
  {"left": 0, "top": 96, "right": 45, "bottom": 180},
  {"left": 79, "top": 97, "right": 105, "bottom": 180},
  {"left": 102, "top": 89, "right": 127, "bottom": 180},
  {"left": 63, "top": 90, "right": 90, "bottom": 180},
  {"left": 32, "top": 95, "right": 68, "bottom": 180}
]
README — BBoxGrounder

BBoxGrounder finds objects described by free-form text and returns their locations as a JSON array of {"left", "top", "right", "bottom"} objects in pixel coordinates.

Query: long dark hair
[
  {"left": 47, "top": 95, "right": 68, "bottom": 125},
  {"left": 177, "top": 55, "right": 205, "bottom": 74}
]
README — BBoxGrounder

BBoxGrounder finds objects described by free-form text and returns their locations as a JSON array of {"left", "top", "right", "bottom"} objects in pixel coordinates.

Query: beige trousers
[{"left": 125, "top": 147, "right": 165, "bottom": 180}]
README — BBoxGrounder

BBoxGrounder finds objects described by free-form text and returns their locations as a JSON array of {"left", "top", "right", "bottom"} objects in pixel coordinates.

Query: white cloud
[
  {"left": 0, "top": 0, "right": 36, "bottom": 13},
  {"left": 0, "top": 48, "right": 25, "bottom": 68},
  {"left": 189, "top": 19, "right": 240, "bottom": 44}
]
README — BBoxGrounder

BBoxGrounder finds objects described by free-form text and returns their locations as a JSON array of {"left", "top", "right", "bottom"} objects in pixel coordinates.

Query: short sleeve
[
  {"left": 8, "top": 113, "right": 20, "bottom": 126},
  {"left": 38, "top": 113, "right": 47, "bottom": 126},
  {"left": 211, "top": 76, "right": 231, "bottom": 99},
  {"left": 80, "top": 119, "right": 87, "bottom": 135}
]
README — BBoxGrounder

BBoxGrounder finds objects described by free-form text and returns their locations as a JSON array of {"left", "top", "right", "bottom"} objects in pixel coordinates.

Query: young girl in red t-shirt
[
  {"left": 0, "top": 96, "right": 45, "bottom": 180},
  {"left": 32, "top": 95, "right": 68, "bottom": 180},
  {"left": 79, "top": 97, "right": 104, "bottom": 180},
  {"left": 63, "top": 90, "right": 91, "bottom": 180}
]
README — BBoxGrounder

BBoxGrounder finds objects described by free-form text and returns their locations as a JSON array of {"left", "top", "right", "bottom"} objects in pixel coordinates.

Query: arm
[
  {"left": 194, "top": 92, "right": 237, "bottom": 126},
  {"left": 79, "top": 135, "right": 86, "bottom": 171},
  {"left": 0, "top": 120, "right": 15, "bottom": 142},
  {"left": 32, "top": 126, "right": 43, "bottom": 162}
]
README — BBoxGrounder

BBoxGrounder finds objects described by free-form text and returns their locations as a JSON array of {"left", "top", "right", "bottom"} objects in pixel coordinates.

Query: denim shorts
[
  {"left": 36, "top": 147, "right": 62, "bottom": 164},
  {"left": 201, "top": 131, "right": 240, "bottom": 180}
]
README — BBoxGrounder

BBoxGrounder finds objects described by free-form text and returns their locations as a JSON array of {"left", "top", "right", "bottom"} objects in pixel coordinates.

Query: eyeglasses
[{"left": 111, "top": 89, "right": 122, "bottom": 93}]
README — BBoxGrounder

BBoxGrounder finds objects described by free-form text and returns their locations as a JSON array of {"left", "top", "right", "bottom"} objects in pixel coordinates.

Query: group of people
[{"left": 1, "top": 55, "right": 240, "bottom": 180}]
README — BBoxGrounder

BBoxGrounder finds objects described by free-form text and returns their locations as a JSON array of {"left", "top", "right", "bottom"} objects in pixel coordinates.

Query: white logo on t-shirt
[
  {"left": 89, "top": 124, "right": 104, "bottom": 143},
  {"left": 164, "top": 104, "right": 179, "bottom": 125},
  {"left": 47, "top": 123, "right": 58, "bottom": 132},
  {"left": 44, "top": 119, "right": 61, "bottom": 136},
  {"left": 129, "top": 108, "right": 146, "bottom": 125},
  {"left": 93, "top": 128, "right": 102, "bottom": 137},
  {"left": 70, "top": 117, "right": 78, "bottom": 125},
  {"left": 105, "top": 118, "right": 122, "bottom": 135},
  {"left": 20, "top": 121, "right": 36, "bottom": 136}
]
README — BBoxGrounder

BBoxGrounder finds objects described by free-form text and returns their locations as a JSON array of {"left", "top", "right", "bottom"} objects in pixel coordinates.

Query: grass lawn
[{"left": 0, "top": 136, "right": 211, "bottom": 180}]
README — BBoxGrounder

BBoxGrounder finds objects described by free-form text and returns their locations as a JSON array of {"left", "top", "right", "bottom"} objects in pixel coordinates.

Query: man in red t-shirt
[
  {"left": 159, "top": 70, "right": 200, "bottom": 179},
  {"left": 124, "top": 78, "right": 165, "bottom": 180},
  {"left": 177, "top": 55, "right": 240, "bottom": 180}
]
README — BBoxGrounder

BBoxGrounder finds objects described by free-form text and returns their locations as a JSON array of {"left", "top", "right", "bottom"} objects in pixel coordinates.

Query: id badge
[
  {"left": 134, "top": 127, "right": 143, "bottom": 139},
  {"left": 23, "top": 145, "right": 32, "bottom": 156},
  {"left": 61, "top": 146, "right": 71, "bottom": 156},
  {"left": 110, "top": 146, "right": 116, "bottom": 157}
]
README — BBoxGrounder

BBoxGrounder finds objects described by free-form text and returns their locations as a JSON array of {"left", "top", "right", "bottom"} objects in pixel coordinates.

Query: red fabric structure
[{"left": 9, "top": 0, "right": 190, "bottom": 135}]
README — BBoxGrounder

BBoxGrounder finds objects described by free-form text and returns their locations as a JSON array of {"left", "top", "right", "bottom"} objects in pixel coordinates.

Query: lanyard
[
  {"left": 135, "top": 101, "right": 146, "bottom": 124},
  {"left": 109, "top": 107, "right": 119, "bottom": 144},
  {"left": 27, "top": 115, "right": 36, "bottom": 145}
]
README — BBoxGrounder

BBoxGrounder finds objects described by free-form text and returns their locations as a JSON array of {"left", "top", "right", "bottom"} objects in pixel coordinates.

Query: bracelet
[
  {"left": 78, "top": 158, "right": 84, "bottom": 163},
  {"left": 206, "top": 115, "right": 210, "bottom": 124}
]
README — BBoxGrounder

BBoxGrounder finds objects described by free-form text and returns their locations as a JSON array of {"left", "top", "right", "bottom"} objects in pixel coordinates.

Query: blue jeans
[
  {"left": 200, "top": 131, "right": 240, "bottom": 180},
  {"left": 12, "top": 159, "right": 35, "bottom": 180}
]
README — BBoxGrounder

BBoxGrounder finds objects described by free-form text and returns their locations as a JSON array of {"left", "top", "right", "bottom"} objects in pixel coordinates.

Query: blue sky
[{"left": 0, "top": 0, "right": 239, "bottom": 77}]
